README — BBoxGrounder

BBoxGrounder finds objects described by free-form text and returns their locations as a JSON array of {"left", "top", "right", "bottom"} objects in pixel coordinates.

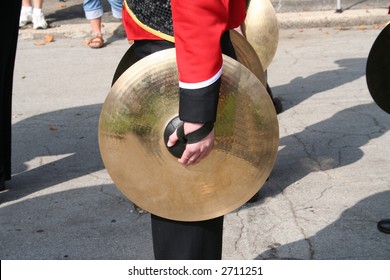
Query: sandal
[{"left": 87, "top": 33, "right": 104, "bottom": 49}]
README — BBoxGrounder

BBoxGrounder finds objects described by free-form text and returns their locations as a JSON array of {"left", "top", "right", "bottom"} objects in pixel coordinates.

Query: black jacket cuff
[{"left": 178, "top": 77, "right": 221, "bottom": 123}]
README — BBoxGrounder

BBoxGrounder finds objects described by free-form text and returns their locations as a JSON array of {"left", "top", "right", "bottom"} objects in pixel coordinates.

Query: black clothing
[{"left": 0, "top": 0, "right": 21, "bottom": 190}]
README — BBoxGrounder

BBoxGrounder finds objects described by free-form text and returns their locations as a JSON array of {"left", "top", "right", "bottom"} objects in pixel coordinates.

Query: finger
[
  {"left": 179, "top": 149, "right": 198, "bottom": 166},
  {"left": 190, "top": 155, "right": 202, "bottom": 165},
  {"left": 190, "top": 145, "right": 212, "bottom": 165},
  {"left": 178, "top": 154, "right": 192, "bottom": 165},
  {"left": 192, "top": 145, "right": 212, "bottom": 165}
]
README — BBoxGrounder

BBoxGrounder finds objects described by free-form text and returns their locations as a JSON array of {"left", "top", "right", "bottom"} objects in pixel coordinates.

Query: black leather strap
[{"left": 176, "top": 122, "right": 214, "bottom": 144}]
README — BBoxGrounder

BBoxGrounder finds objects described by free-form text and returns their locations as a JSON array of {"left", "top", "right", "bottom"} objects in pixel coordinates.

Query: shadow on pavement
[{"left": 255, "top": 190, "right": 390, "bottom": 259}]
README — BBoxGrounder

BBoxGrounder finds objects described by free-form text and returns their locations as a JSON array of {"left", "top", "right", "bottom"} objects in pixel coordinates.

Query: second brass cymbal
[
  {"left": 230, "top": 29, "right": 266, "bottom": 86},
  {"left": 243, "top": 0, "right": 279, "bottom": 70},
  {"left": 113, "top": 31, "right": 265, "bottom": 87}
]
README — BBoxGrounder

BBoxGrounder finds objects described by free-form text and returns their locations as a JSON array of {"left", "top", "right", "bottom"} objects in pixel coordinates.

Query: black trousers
[
  {"left": 151, "top": 214, "right": 224, "bottom": 260},
  {"left": 0, "top": 1, "right": 21, "bottom": 189},
  {"left": 112, "top": 32, "right": 236, "bottom": 260}
]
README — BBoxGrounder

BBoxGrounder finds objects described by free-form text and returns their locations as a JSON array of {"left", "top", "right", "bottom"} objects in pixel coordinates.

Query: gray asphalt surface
[{"left": 1, "top": 1, "right": 390, "bottom": 260}]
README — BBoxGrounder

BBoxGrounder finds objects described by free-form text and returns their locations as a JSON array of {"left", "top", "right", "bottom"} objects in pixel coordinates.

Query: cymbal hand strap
[{"left": 176, "top": 121, "right": 214, "bottom": 144}]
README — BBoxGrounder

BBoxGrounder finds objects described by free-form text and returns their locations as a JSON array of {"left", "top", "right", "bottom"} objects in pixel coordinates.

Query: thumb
[{"left": 167, "top": 130, "right": 178, "bottom": 147}]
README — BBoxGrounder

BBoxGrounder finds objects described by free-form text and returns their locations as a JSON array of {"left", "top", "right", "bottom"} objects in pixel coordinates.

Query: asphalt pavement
[{"left": 1, "top": 1, "right": 390, "bottom": 260}]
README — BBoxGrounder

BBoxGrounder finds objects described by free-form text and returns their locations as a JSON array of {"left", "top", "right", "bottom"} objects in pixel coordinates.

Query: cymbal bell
[{"left": 99, "top": 48, "right": 279, "bottom": 221}]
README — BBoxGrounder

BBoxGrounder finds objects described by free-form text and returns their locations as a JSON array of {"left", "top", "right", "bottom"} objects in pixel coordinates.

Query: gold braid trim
[{"left": 124, "top": 1, "right": 175, "bottom": 43}]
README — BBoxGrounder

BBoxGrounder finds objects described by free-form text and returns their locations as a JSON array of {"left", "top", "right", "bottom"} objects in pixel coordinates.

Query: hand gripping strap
[{"left": 176, "top": 122, "right": 214, "bottom": 144}]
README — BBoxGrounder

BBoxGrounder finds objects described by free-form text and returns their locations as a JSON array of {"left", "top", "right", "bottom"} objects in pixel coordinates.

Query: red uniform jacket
[{"left": 123, "top": 0, "right": 246, "bottom": 123}]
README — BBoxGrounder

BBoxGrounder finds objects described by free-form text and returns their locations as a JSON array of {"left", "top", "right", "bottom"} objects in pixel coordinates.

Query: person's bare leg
[
  {"left": 33, "top": 0, "right": 43, "bottom": 9},
  {"left": 90, "top": 17, "right": 102, "bottom": 35},
  {"left": 88, "top": 17, "right": 104, "bottom": 48}
]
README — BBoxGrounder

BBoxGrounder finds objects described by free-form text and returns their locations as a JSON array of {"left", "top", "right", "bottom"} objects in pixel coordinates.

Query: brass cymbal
[
  {"left": 366, "top": 23, "right": 390, "bottom": 114},
  {"left": 243, "top": 0, "right": 279, "bottom": 70},
  {"left": 99, "top": 48, "right": 279, "bottom": 221},
  {"left": 230, "top": 29, "right": 266, "bottom": 86}
]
